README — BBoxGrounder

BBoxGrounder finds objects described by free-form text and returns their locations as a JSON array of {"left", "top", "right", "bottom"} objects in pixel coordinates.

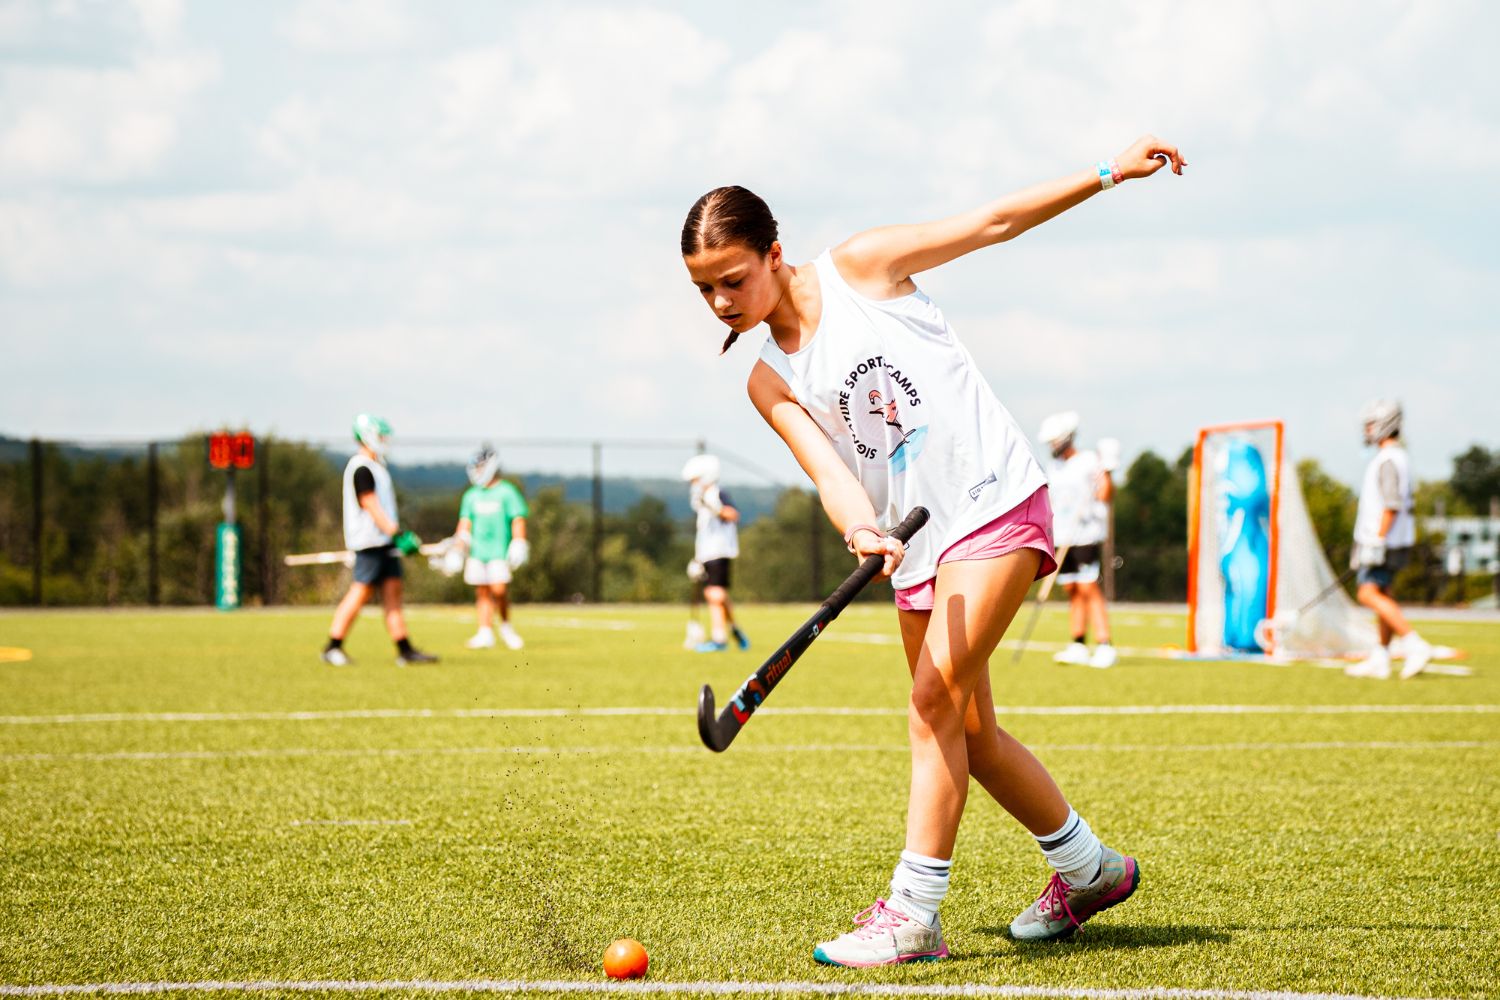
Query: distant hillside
[{"left": 392, "top": 463, "right": 783, "bottom": 524}]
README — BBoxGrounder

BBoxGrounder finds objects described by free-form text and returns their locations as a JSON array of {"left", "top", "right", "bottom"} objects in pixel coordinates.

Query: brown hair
[{"left": 681, "top": 186, "right": 779, "bottom": 353}]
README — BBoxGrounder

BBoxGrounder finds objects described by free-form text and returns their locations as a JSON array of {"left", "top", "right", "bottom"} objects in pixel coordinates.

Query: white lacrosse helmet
[
  {"left": 467, "top": 444, "right": 500, "bottom": 486},
  {"left": 1360, "top": 399, "right": 1402, "bottom": 445},
  {"left": 1038, "top": 411, "right": 1080, "bottom": 456},
  {"left": 681, "top": 453, "right": 721, "bottom": 485},
  {"left": 352, "top": 413, "right": 391, "bottom": 460}
]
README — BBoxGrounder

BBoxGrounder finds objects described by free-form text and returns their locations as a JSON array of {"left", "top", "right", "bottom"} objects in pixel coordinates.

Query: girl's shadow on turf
[{"left": 971, "top": 924, "right": 1232, "bottom": 953}]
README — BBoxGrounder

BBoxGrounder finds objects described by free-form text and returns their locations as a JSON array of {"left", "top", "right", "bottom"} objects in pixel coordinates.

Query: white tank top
[
  {"left": 343, "top": 453, "right": 398, "bottom": 551},
  {"left": 692, "top": 484, "right": 740, "bottom": 562},
  {"left": 1354, "top": 444, "right": 1414, "bottom": 548},
  {"left": 1048, "top": 449, "right": 1108, "bottom": 547},
  {"left": 757, "top": 249, "right": 1047, "bottom": 589}
]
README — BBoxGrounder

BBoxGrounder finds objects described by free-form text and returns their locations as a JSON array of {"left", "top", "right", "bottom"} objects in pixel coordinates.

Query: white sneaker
[
  {"left": 1088, "top": 644, "right": 1117, "bottom": 669},
  {"left": 499, "top": 624, "right": 524, "bottom": 650},
  {"left": 1053, "top": 642, "right": 1090, "bottom": 665},
  {"left": 1399, "top": 634, "right": 1433, "bottom": 680},
  {"left": 465, "top": 628, "right": 496, "bottom": 650},
  {"left": 813, "top": 898, "right": 948, "bottom": 967},
  {"left": 321, "top": 647, "right": 351, "bottom": 666},
  {"left": 1345, "top": 648, "right": 1391, "bottom": 679}
]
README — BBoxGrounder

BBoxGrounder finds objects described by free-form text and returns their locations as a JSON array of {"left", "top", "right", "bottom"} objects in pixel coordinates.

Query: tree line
[{"left": 1, "top": 436, "right": 1496, "bottom": 607}]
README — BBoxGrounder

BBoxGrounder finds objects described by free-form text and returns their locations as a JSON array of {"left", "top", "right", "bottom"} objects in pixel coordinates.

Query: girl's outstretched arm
[{"left": 836, "top": 135, "right": 1185, "bottom": 295}]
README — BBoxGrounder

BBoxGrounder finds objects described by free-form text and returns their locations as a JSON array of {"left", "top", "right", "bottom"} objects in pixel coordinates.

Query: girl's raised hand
[{"left": 1117, "top": 135, "right": 1186, "bottom": 179}]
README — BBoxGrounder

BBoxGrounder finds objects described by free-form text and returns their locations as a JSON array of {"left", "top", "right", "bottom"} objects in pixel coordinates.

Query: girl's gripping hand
[
  {"left": 1117, "top": 135, "right": 1187, "bottom": 179},
  {"left": 850, "top": 528, "right": 906, "bottom": 579}
]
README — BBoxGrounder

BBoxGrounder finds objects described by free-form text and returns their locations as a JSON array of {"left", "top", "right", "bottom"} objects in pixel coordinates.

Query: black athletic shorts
[
  {"left": 702, "top": 557, "right": 732, "bottom": 589},
  {"left": 353, "top": 546, "right": 403, "bottom": 585},
  {"left": 1058, "top": 544, "right": 1101, "bottom": 575}
]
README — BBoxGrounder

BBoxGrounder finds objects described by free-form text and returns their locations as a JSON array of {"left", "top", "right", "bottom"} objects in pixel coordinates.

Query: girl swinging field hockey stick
[{"left": 682, "top": 135, "right": 1185, "bottom": 965}]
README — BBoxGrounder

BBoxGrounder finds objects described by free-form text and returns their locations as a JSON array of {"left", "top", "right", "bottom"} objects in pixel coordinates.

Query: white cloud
[
  {"left": 0, "top": 53, "right": 217, "bottom": 181},
  {"left": 1, "top": 0, "right": 1495, "bottom": 486},
  {"left": 279, "top": 0, "right": 421, "bottom": 53}
]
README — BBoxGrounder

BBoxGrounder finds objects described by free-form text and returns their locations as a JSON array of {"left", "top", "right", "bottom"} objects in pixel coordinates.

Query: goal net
[{"left": 1187, "top": 420, "right": 1376, "bottom": 659}]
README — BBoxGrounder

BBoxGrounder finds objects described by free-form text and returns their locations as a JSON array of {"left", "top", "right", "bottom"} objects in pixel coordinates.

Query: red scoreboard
[{"left": 207, "top": 432, "right": 256, "bottom": 470}]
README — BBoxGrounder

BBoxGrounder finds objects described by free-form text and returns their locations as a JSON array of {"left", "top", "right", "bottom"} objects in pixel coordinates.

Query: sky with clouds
[{"left": 1, "top": 0, "right": 1495, "bottom": 486}]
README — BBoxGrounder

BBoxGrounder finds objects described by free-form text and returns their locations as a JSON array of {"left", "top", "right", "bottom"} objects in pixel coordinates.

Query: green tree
[
  {"left": 1111, "top": 447, "right": 1191, "bottom": 600},
  {"left": 1296, "top": 458, "right": 1356, "bottom": 572},
  {"left": 1450, "top": 445, "right": 1500, "bottom": 515}
]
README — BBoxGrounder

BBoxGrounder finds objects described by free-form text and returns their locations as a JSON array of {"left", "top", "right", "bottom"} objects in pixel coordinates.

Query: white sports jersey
[
  {"left": 693, "top": 484, "right": 740, "bottom": 562},
  {"left": 1354, "top": 444, "right": 1414, "bottom": 549},
  {"left": 757, "top": 248, "right": 1047, "bottom": 590},
  {"left": 1048, "top": 450, "right": 1108, "bottom": 547},
  {"left": 343, "top": 453, "right": 398, "bottom": 551}
]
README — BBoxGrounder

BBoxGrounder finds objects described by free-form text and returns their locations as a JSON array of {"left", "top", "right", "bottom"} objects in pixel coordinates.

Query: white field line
[
  {"left": 0, "top": 977, "right": 1455, "bottom": 1000},
  {"left": 287, "top": 819, "right": 411, "bottom": 827},
  {"left": 3, "top": 740, "right": 1492, "bottom": 764},
  {"left": 0, "top": 704, "right": 1494, "bottom": 726}
]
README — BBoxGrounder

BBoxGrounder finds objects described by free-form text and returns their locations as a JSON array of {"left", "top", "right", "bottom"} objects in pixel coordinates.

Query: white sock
[
  {"left": 1369, "top": 645, "right": 1391, "bottom": 665},
  {"left": 1037, "top": 808, "right": 1104, "bottom": 888},
  {"left": 887, "top": 849, "right": 950, "bottom": 927}
]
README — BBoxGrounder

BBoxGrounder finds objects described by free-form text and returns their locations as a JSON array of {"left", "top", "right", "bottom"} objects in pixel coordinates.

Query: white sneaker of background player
[
  {"left": 1088, "top": 644, "right": 1117, "bottom": 669},
  {"left": 1399, "top": 633, "right": 1433, "bottom": 679},
  {"left": 1344, "top": 646, "right": 1391, "bottom": 680},
  {"left": 466, "top": 627, "right": 496, "bottom": 650},
  {"left": 499, "top": 623, "right": 524, "bottom": 650},
  {"left": 1053, "top": 642, "right": 1090, "bottom": 665}
]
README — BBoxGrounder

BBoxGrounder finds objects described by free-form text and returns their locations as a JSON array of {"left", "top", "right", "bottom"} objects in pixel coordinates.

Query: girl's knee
[{"left": 909, "top": 680, "right": 965, "bottom": 738}]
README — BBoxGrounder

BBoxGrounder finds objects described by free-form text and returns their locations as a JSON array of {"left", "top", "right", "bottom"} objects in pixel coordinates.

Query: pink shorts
[{"left": 893, "top": 486, "right": 1057, "bottom": 612}]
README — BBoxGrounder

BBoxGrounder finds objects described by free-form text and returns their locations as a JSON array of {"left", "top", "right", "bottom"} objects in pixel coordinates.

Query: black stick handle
[{"left": 822, "top": 506, "right": 931, "bottom": 616}]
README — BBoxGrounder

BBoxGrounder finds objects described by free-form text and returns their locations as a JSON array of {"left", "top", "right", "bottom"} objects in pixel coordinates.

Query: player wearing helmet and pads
[
  {"left": 1039, "top": 413, "right": 1118, "bottom": 669},
  {"left": 322, "top": 414, "right": 438, "bottom": 667},
  {"left": 682, "top": 135, "right": 1183, "bottom": 965},
  {"left": 455, "top": 445, "right": 530, "bottom": 651},
  {"left": 683, "top": 454, "right": 749, "bottom": 653},
  {"left": 1345, "top": 400, "right": 1432, "bottom": 680}
]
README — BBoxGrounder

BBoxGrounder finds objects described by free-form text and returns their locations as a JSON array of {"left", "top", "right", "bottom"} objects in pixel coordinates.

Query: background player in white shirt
[
  {"left": 682, "top": 454, "right": 749, "bottom": 653},
  {"left": 1345, "top": 400, "right": 1433, "bottom": 679},
  {"left": 1038, "top": 412, "right": 1119, "bottom": 669},
  {"left": 321, "top": 414, "right": 438, "bottom": 667}
]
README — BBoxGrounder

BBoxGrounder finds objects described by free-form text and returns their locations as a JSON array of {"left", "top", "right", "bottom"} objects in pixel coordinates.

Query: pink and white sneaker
[
  {"left": 1008, "top": 847, "right": 1139, "bottom": 941},
  {"left": 813, "top": 898, "right": 949, "bottom": 967}
]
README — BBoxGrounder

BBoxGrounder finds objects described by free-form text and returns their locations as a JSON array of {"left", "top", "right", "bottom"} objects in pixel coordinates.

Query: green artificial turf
[{"left": 0, "top": 603, "right": 1496, "bottom": 999}]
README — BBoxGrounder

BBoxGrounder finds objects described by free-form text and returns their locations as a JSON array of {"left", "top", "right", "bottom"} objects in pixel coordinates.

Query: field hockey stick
[
  {"left": 283, "top": 542, "right": 447, "bottom": 567},
  {"left": 697, "top": 506, "right": 929, "bottom": 753},
  {"left": 1010, "top": 543, "right": 1072, "bottom": 663},
  {"left": 1011, "top": 460, "right": 1115, "bottom": 663}
]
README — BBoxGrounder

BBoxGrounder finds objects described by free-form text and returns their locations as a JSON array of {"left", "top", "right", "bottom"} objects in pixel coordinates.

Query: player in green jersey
[{"left": 454, "top": 445, "right": 531, "bottom": 650}]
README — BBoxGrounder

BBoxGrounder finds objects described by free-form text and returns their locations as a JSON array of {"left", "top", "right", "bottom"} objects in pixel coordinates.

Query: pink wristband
[
  {"left": 842, "top": 523, "right": 884, "bottom": 553},
  {"left": 1109, "top": 159, "right": 1123, "bottom": 185}
]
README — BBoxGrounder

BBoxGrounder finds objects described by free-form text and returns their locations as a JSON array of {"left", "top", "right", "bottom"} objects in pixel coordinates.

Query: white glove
[
  {"left": 506, "top": 537, "right": 530, "bottom": 570},
  {"left": 428, "top": 535, "right": 467, "bottom": 577},
  {"left": 1096, "top": 437, "right": 1122, "bottom": 473},
  {"left": 1358, "top": 540, "right": 1387, "bottom": 568},
  {"left": 686, "top": 559, "right": 708, "bottom": 583}
]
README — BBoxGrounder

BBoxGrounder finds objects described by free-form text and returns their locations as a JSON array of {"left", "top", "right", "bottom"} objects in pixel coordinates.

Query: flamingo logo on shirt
[{"left": 836, "top": 356, "right": 928, "bottom": 474}]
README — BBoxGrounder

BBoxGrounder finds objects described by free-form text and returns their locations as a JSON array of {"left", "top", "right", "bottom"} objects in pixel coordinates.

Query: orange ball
[{"left": 603, "top": 937, "right": 649, "bottom": 979}]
